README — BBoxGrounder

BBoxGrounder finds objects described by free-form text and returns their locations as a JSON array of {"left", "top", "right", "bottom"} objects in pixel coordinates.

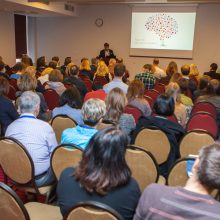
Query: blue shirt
[
  {"left": 103, "top": 77, "right": 128, "bottom": 94},
  {"left": 61, "top": 125, "right": 97, "bottom": 150},
  {"left": 10, "top": 73, "right": 21, "bottom": 80},
  {"left": 52, "top": 104, "right": 83, "bottom": 125}
]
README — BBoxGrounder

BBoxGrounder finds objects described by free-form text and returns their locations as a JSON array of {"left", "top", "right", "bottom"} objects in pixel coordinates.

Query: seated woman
[
  {"left": 166, "top": 82, "right": 187, "bottom": 127},
  {"left": 127, "top": 79, "right": 152, "bottom": 117},
  {"left": 0, "top": 77, "right": 19, "bottom": 135},
  {"left": 61, "top": 98, "right": 106, "bottom": 149},
  {"left": 104, "top": 87, "right": 135, "bottom": 140},
  {"left": 16, "top": 72, "right": 51, "bottom": 122},
  {"left": 52, "top": 87, "right": 83, "bottom": 125},
  {"left": 79, "top": 58, "right": 93, "bottom": 81},
  {"left": 57, "top": 127, "right": 141, "bottom": 220},
  {"left": 45, "top": 69, "right": 66, "bottom": 96},
  {"left": 132, "top": 94, "right": 185, "bottom": 177},
  {"left": 93, "top": 60, "right": 111, "bottom": 82}
]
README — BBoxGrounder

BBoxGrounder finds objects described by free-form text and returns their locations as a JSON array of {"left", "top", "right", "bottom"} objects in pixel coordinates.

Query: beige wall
[
  {"left": 30, "top": 3, "right": 220, "bottom": 78},
  {"left": 0, "top": 12, "right": 16, "bottom": 66}
]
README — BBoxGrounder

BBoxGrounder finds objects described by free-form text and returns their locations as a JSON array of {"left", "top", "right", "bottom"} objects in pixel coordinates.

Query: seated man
[
  {"left": 6, "top": 91, "right": 58, "bottom": 187},
  {"left": 134, "top": 143, "right": 220, "bottom": 220},
  {"left": 61, "top": 98, "right": 106, "bottom": 150}
]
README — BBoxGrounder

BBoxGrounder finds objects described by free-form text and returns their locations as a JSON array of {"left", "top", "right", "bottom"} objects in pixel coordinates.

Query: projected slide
[{"left": 131, "top": 12, "right": 196, "bottom": 51}]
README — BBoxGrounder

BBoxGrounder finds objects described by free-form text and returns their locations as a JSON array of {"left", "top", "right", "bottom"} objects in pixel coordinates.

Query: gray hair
[
  {"left": 18, "top": 91, "right": 40, "bottom": 114},
  {"left": 82, "top": 98, "right": 106, "bottom": 126}
]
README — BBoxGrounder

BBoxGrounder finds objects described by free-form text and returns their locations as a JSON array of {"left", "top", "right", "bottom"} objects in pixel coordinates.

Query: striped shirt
[{"left": 134, "top": 183, "right": 220, "bottom": 220}]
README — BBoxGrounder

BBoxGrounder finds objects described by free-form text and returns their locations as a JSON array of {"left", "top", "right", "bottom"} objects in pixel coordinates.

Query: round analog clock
[{"left": 95, "top": 18, "right": 103, "bottom": 27}]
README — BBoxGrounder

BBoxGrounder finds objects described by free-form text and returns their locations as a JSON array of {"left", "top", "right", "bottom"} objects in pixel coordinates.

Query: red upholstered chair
[
  {"left": 9, "top": 79, "right": 18, "bottom": 91},
  {"left": 124, "top": 105, "right": 143, "bottom": 123},
  {"left": 144, "top": 95, "right": 154, "bottom": 108},
  {"left": 43, "top": 89, "right": 59, "bottom": 110},
  {"left": 7, "top": 85, "right": 17, "bottom": 101},
  {"left": 93, "top": 75, "right": 108, "bottom": 86},
  {"left": 152, "top": 113, "right": 178, "bottom": 124},
  {"left": 82, "top": 79, "right": 93, "bottom": 92},
  {"left": 154, "top": 83, "right": 165, "bottom": 94},
  {"left": 191, "top": 101, "right": 217, "bottom": 120},
  {"left": 186, "top": 112, "right": 218, "bottom": 139},
  {"left": 78, "top": 74, "right": 90, "bottom": 81},
  {"left": 145, "top": 89, "right": 160, "bottom": 103}
]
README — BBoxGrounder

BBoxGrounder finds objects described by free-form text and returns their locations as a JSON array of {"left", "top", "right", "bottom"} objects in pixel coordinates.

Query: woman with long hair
[{"left": 57, "top": 127, "right": 141, "bottom": 219}]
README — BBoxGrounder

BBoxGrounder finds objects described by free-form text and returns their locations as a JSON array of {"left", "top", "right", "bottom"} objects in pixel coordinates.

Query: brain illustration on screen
[{"left": 145, "top": 13, "right": 178, "bottom": 46}]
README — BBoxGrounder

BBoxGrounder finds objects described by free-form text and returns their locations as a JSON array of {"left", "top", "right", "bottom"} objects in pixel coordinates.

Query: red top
[{"left": 84, "top": 90, "right": 106, "bottom": 102}]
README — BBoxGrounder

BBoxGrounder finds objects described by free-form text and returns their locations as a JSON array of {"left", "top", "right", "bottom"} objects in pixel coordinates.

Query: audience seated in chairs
[
  {"left": 132, "top": 94, "right": 185, "bottom": 176},
  {"left": 52, "top": 87, "right": 83, "bottom": 125},
  {"left": 5, "top": 91, "right": 57, "bottom": 187},
  {"left": 10, "top": 62, "right": 26, "bottom": 80},
  {"left": 36, "top": 56, "right": 47, "bottom": 74},
  {"left": 79, "top": 58, "right": 93, "bottom": 81},
  {"left": 0, "top": 77, "right": 18, "bottom": 136},
  {"left": 60, "top": 56, "right": 72, "bottom": 75},
  {"left": 45, "top": 69, "right": 66, "bottom": 96},
  {"left": 16, "top": 72, "right": 51, "bottom": 122},
  {"left": 57, "top": 127, "right": 141, "bottom": 219},
  {"left": 61, "top": 98, "right": 106, "bottom": 149},
  {"left": 127, "top": 79, "right": 152, "bottom": 117},
  {"left": 104, "top": 87, "right": 135, "bottom": 141},
  {"left": 134, "top": 143, "right": 220, "bottom": 220},
  {"left": 93, "top": 60, "right": 111, "bottom": 83},
  {"left": 63, "top": 64, "right": 87, "bottom": 99}
]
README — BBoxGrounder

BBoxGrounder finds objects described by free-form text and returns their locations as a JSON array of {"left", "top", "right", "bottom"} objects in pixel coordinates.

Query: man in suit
[
  {"left": 97, "top": 43, "right": 116, "bottom": 65},
  {"left": 204, "top": 63, "right": 220, "bottom": 80}
]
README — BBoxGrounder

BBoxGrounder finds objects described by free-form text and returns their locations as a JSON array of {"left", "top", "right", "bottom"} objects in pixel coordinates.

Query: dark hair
[
  {"left": 21, "top": 55, "right": 33, "bottom": 67},
  {"left": 52, "top": 56, "right": 59, "bottom": 63},
  {"left": 206, "top": 79, "right": 220, "bottom": 95},
  {"left": 74, "top": 127, "right": 131, "bottom": 195},
  {"left": 199, "top": 75, "right": 210, "bottom": 90},
  {"left": 153, "top": 94, "right": 174, "bottom": 116},
  {"left": 48, "top": 61, "right": 57, "bottom": 69},
  {"left": 104, "top": 42, "right": 109, "bottom": 47},
  {"left": 181, "top": 64, "right": 190, "bottom": 76},
  {"left": 12, "top": 62, "right": 25, "bottom": 73},
  {"left": 166, "top": 61, "right": 178, "bottom": 77},
  {"left": 36, "top": 56, "right": 46, "bottom": 68},
  {"left": 59, "top": 87, "right": 82, "bottom": 109},
  {"left": 92, "top": 81, "right": 103, "bottom": 91},
  {"left": 198, "top": 143, "right": 220, "bottom": 190},
  {"left": 69, "top": 65, "right": 79, "bottom": 76},
  {"left": 0, "top": 61, "right": 5, "bottom": 71},
  {"left": 153, "top": 58, "right": 159, "bottom": 65},
  {"left": 64, "top": 57, "right": 72, "bottom": 66},
  {"left": 114, "top": 63, "right": 126, "bottom": 77},
  {"left": 178, "top": 78, "right": 189, "bottom": 93},
  {"left": 0, "top": 76, "right": 9, "bottom": 96},
  {"left": 210, "top": 63, "right": 218, "bottom": 71},
  {"left": 143, "top": 64, "right": 153, "bottom": 72}
]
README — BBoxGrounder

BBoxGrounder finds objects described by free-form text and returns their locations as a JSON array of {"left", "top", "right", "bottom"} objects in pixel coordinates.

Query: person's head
[
  {"left": 66, "top": 64, "right": 79, "bottom": 77},
  {"left": 199, "top": 75, "right": 210, "bottom": 91},
  {"left": 96, "top": 60, "right": 109, "bottom": 75},
  {"left": 48, "top": 69, "right": 63, "bottom": 82},
  {"left": 17, "top": 73, "right": 37, "bottom": 92},
  {"left": 36, "top": 56, "right": 46, "bottom": 68},
  {"left": 80, "top": 58, "right": 91, "bottom": 71},
  {"left": 170, "top": 72, "right": 182, "bottom": 83},
  {"left": 210, "top": 63, "right": 218, "bottom": 71},
  {"left": 178, "top": 78, "right": 189, "bottom": 93},
  {"left": 206, "top": 79, "right": 220, "bottom": 95},
  {"left": 105, "top": 88, "right": 127, "bottom": 123},
  {"left": 104, "top": 42, "right": 109, "bottom": 50},
  {"left": 127, "top": 79, "right": 145, "bottom": 101},
  {"left": 59, "top": 87, "right": 82, "bottom": 109},
  {"left": 92, "top": 81, "right": 103, "bottom": 91},
  {"left": 165, "top": 82, "right": 181, "bottom": 103},
  {"left": 142, "top": 64, "right": 154, "bottom": 73},
  {"left": 0, "top": 61, "right": 5, "bottom": 72},
  {"left": 74, "top": 126, "right": 131, "bottom": 195},
  {"left": 109, "top": 58, "right": 117, "bottom": 66},
  {"left": 190, "top": 63, "right": 199, "bottom": 76},
  {"left": 192, "top": 143, "right": 220, "bottom": 191},
  {"left": 25, "top": 66, "right": 36, "bottom": 77},
  {"left": 64, "top": 57, "right": 72, "bottom": 66},
  {"left": 12, "top": 62, "right": 25, "bottom": 74},
  {"left": 117, "top": 57, "right": 123, "bottom": 63},
  {"left": 153, "top": 58, "right": 160, "bottom": 66},
  {"left": 82, "top": 98, "right": 106, "bottom": 127},
  {"left": 21, "top": 55, "right": 33, "bottom": 67},
  {"left": 166, "top": 61, "right": 178, "bottom": 77},
  {"left": 91, "top": 58, "right": 98, "bottom": 66},
  {"left": 17, "top": 91, "right": 40, "bottom": 116},
  {"left": 0, "top": 76, "right": 9, "bottom": 96},
  {"left": 48, "top": 61, "right": 57, "bottom": 69},
  {"left": 181, "top": 64, "right": 190, "bottom": 76},
  {"left": 153, "top": 94, "right": 175, "bottom": 116},
  {"left": 52, "top": 56, "right": 59, "bottom": 63},
  {"left": 114, "top": 63, "right": 125, "bottom": 77}
]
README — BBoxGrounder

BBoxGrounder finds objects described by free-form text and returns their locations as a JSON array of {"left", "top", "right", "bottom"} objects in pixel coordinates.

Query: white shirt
[{"left": 153, "top": 66, "right": 166, "bottom": 79}]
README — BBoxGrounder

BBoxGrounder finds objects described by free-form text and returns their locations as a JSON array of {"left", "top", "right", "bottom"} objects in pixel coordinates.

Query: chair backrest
[
  {"left": 51, "top": 115, "right": 77, "bottom": 143},
  {"left": 64, "top": 201, "right": 123, "bottom": 220},
  {"left": 192, "top": 101, "right": 217, "bottom": 120},
  {"left": 180, "top": 130, "right": 215, "bottom": 157},
  {"left": 144, "top": 95, "right": 154, "bottom": 108},
  {"left": 93, "top": 76, "right": 108, "bottom": 86},
  {"left": 7, "top": 85, "right": 17, "bottom": 101},
  {"left": 126, "top": 145, "right": 159, "bottom": 192},
  {"left": 0, "top": 137, "right": 34, "bottom": 185},
  {"left": 145, "top": 89, "right": 159, "bottom": 102},
  {"left": 134, "top": 128, "right": 171, "bottom": 164},
  {"left": 0, "top": 182, "right": 30, "bottom": 220},
  {"left": 43, "top": 89, "right": 59, "bottom": 110},
  {"left": 152, "top": 113, "right": 178, "bottom": 124},
  {"left": 96, "top": 120, "right": 115, "bottom": 130},
  {"left": 51, "top": 144, "right": 83, "bottom": 180},
  {"left": 186, "top": 112, "right": 218, "bottom": 139},
  {"left": 154, "top": 83, "right": 165, "bottom": 94},
  {"left": 124, "top": 105, "right": 143, "bottom": 123},
  {"left": 167, "top": 157, "right": 195, "bottom": 186}
]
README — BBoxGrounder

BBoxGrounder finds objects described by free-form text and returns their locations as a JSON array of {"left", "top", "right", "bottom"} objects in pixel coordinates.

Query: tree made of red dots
[{"left": 145, "top": 13, "right": 178, "bottom": 41}]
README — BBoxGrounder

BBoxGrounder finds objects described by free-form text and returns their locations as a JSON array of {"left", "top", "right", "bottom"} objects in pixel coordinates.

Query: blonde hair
[
  {"left": 80, "top": 59, "right": 91, "bottom": 71},
  {"left": 165, "top": 82, "right": 181, "bottom": 103},
  {"left": 95, "top": 61, "right": 109, "bottom": 77},
  {"left": 105, "top": 88, "right": 127, "bottom": 123},
  {"left": 17, "top": 73, "right": 37, "bottom": 92},
  {"left": 25, "top": 66, "right": 36, "bottom": 77},
  {"left": 127, "top": 79, "right": 145, "bottom": 101},
  {"left": 170, "top": 72, "right": 182, "bottom": 83},
  {"left": 190, "top": 63, "right": 200, "bottom": 79}
]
